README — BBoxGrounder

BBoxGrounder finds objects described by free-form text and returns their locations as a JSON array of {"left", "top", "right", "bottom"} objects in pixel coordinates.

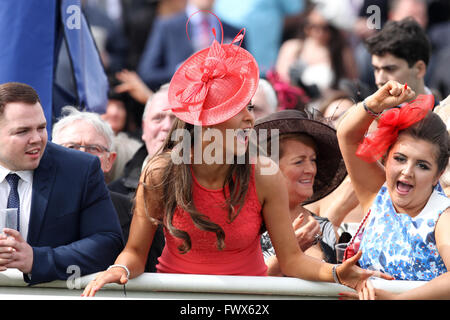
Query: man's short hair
[
  {"left": 142, "top": 83, "right": 170, "bottom": 120},
  {"left": 258, "top": 78, "right": 278, "bottom": 114},
  {"left": 52, "top": 106, "right": 115, "bottom": 150},
  {"left": 366, "top": 17, "right": 431, "bottom": 66},
  {"left": 0, "top": 82, "right": 41, "bottom": 116}
]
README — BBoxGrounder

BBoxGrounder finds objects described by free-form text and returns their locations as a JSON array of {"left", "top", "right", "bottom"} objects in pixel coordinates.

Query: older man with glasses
[
  {"left": 52, "top": 106, "right": 164, "bottom": 272},
  {"left": 52, "top": 106, "right": 117, "bottom": 175}
]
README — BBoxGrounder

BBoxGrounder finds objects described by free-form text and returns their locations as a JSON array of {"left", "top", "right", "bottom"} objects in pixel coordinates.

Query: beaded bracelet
[
  {"left": 107, "top": 264, "right": 130, "bottom": 279},
  {"left": 362, "top": 100, "right": 381, "bottom": 118},
  {"left": 332, "top": 264, "right": 342, "bottom": 284}
]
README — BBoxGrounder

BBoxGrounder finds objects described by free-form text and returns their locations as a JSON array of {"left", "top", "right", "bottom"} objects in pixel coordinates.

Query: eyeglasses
[{"left": 62, "top": 143, "right": 110, "bottom": 155}]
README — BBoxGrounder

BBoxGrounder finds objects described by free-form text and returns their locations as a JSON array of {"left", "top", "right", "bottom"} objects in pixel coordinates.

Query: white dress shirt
[{"left": 0, "top": 164, "right": 33, "bottom": 241}]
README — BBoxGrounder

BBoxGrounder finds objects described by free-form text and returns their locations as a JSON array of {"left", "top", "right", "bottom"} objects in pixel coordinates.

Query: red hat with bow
[
  {"left": 167, "top": 11, "right": 259, "bottom": 126},
  {"left": 356, "top": 94, "right": 435, "bottom": 162}
]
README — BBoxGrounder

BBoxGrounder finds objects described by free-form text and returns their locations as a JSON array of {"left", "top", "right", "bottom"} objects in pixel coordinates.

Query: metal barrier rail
[{"left": 0, "top": 269, "right": 426, "bottom": 299}]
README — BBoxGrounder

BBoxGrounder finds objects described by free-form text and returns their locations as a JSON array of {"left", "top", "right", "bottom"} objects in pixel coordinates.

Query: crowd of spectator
[{"left": 1, "top": 0, "right": 450, "bottom": 300}]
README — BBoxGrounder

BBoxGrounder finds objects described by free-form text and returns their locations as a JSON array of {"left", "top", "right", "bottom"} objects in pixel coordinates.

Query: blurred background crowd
[{"left": 82, "top": 0, "right": 449, "bottom": 143}]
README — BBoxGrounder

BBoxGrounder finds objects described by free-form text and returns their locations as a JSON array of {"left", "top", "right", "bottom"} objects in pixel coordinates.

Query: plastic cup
[
  {"left": 0, "top": 208, "right": 18, "bottom": 233},
  {"left": 335, "top": 242, "right": 349, "bottom": 263}
]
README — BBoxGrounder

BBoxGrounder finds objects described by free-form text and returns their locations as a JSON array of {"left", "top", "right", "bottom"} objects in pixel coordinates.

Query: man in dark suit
[
  {"left": 0, "top": 82, "right": 123, "bottom": 285},
  {"left": 137, "top": 0, "right": 244, "bottom": 91}
]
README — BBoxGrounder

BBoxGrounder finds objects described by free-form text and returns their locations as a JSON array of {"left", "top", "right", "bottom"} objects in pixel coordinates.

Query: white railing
[{"left": 0, "top": 269, "right": 425, "bottom": 300}]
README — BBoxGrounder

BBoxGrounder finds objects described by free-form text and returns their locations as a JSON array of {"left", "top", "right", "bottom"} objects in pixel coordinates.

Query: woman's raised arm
[{"left": 337, "top": 81, "right": 415, "bottom": 211}]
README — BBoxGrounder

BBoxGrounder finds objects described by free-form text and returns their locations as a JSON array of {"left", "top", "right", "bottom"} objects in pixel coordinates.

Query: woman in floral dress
[{"left": 338, "top": 80, "right": 450, "bottom": 299}]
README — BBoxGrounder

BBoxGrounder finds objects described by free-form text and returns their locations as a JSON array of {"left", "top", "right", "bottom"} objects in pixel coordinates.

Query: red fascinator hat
[
  {"left": 167, "top": 12, "right": 259, "bottom": 126},
  {"left": 356, "top": 94, "right": 434, "bottom": 162}
]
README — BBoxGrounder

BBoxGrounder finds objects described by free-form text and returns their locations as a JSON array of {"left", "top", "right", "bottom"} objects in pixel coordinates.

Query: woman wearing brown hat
[
  {"left": 255, "top": 109, "right": 347, "bottom": 274},
  {"left": 82, "top": 15, "right": 392, "bottom": 297}
]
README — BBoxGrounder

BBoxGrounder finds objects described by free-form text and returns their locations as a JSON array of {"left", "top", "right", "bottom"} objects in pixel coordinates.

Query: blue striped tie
[{"left": 5, "top": 173, "right": 20, "bottom": 232}]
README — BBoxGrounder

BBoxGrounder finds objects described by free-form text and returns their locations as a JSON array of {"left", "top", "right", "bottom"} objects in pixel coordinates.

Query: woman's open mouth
[
  {"left": 396, "top": 181, "right": 413, "bottom": 195},
  {"left": 236, "top": 128, "right": 250, "bottom": 145}
]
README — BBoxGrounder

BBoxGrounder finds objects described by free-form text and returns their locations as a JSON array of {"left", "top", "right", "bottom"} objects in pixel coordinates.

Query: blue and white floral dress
[{"left": 358, "top": 184, "right": 450, "bottom": 280}]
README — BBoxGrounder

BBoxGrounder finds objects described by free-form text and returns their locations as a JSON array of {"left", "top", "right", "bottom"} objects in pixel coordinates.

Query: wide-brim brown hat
[{"left": 254, "top": 109, "right": 347, "bottom": 204}]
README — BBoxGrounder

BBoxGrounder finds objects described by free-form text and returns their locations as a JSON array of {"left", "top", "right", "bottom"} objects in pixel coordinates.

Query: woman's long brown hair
[{"left": 140, "top": 118, "right": 251, "bottom": 254}]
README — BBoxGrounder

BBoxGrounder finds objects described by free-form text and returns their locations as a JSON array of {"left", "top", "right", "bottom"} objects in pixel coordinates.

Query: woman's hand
[
  {"left": 365, "top": 80, "right": 416, "bottom": 113},
  {"left": 115, "top": 69, "right": 153, "bottom": 104},
  {"left": 292, "top": 213, "right": 321, "bottom": 251},
  {"left": 81, "top": 267, "right": 128, "bottom": 297},
  {"left": 335, "top": 251, "right": 394, "bottom": 299},
  {"left": 339, "top": 281, "right": 400, "bottom": 300}
]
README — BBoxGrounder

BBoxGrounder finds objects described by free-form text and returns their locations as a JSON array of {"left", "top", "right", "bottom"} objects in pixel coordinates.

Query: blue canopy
[{"left": 0, "top": 0, "right": 108, "bottom": 136}]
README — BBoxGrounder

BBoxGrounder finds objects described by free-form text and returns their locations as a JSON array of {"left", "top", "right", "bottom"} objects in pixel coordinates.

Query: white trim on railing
[{"left": 0, "top": 269, "right": 426, "bottom": 299}]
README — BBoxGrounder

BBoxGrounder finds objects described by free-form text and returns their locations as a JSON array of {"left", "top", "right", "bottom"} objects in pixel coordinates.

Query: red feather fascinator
[{"left": 356, "top": 94, "right": 434, "bottom": 162}]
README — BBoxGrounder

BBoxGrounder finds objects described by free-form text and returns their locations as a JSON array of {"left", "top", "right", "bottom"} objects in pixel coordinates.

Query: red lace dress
[{"left": 156, "top": 166, "right": 267, "bottom": 276}]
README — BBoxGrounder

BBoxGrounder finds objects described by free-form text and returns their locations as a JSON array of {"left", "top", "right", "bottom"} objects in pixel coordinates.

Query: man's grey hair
[
  {"left": 52, "top": 106, "right": 115, "bottom": 150},
  {"left": 258, "top": 78, "right": 278, "bottom": 113},
  {"left": 142, "top": 83, "right": 170, "bottom": 120}
]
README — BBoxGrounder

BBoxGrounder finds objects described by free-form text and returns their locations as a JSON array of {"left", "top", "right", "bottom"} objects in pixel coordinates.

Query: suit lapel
[{"left": 28, "top": 143, "right": 56, "bottom": 244}]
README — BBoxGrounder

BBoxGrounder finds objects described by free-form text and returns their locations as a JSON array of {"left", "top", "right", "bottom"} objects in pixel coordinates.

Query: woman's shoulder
[
  {"left": 253, "top": 156, "right": 286, "bottom": 200},
  {"left": 278, "top": 38, "right": 304, "bottom": 58},
  {"left": 280, "top": 38, "right": 304, "bottom": 51},
  {"left": 420, "top": 188, "right": 450, "bottom": 218},
  {"left": 253, "top": 155, "right": 281, "bottom": 182},
  {"left": 134, "top": 152, "right": 173, "bottom": 219},
  {"left": 441, "top": 206, "right": 450, "bottom": 219},
  {"left": 435, "top": 206, "right": 450, "bottom": 250},
  {"left": 140, "top": 151, "right": 172, "bottom": 186}
]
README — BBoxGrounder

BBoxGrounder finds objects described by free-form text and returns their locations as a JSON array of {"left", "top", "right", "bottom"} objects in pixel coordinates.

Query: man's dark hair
[
  {"left": 0, "top": 82, "right": 41, "bottom": 115},
  {"left": 366, "top": 17, "right": 431, "bottom": 67}
]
